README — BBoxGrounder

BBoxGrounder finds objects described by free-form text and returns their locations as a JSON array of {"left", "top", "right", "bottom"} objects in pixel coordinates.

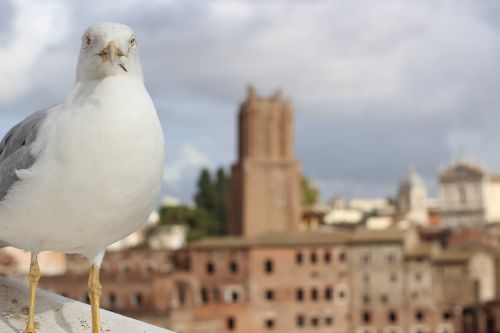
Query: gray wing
[{"left": 0, "top": 109, "right": 49, "bottom": 201}]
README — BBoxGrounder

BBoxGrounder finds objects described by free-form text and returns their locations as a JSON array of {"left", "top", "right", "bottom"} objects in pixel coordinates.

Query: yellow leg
[
  {"left": 23, "top": 254, "right": 41, "bottom": 333},
  {"left": 88, "top": 265, "right": 102, "bottom": 333}
]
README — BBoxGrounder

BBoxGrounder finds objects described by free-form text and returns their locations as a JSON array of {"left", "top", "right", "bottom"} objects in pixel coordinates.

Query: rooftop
[
  {"left": 432, "top": 249, "right": 477, "bottom": 265},
  {"left": 190, "top": 228, "right": 410, "bottom": 249},
  {"left": 190, "top": 231, "right": 349, "bottom": 249},
  {"left": 349, "top": 228, "right": 407, "bottom": 245},
  {"left": 405, "top": 242, "right": 435, "bottom": 260}
]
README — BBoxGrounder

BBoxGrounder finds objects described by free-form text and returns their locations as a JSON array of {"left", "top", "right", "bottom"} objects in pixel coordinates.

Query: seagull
[{"left": 0, "top": 23, "right": 165, "bottom": 333}]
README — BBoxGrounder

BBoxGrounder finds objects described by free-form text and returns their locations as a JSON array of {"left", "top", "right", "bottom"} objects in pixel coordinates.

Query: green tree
[
  {"left": 179, "top": 166, "right": 230, "bottom": 241},
  {"left": 158, "top": 204, "right": 216, "bottom": 242},
  {"left": 302, "top": 176, "right": 319, "bottom": 205},
  {"left": 213, "top": 167, "right": 228, "bottom": 234},
  {"left": 194, "top": 168, "right": 217, "bottom": 212},
  {"left": 158, "top": 205, "right": 194, "bottom": 226}
]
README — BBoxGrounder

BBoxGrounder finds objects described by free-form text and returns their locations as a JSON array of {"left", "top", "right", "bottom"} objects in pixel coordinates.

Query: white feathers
[{"left": 0, "top": 23, "right": 164, "bottom": 263}]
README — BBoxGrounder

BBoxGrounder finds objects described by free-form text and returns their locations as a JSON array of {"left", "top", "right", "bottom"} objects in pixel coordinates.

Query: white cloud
[
  {"left": 163, "top": 144, "right": 211, "bottom": 184},
  {"left": 0, "top": 0, "right": 70, "bottom": 105},
  {"left": 3, "top": 0, "right": 500, "bottom": 201}
]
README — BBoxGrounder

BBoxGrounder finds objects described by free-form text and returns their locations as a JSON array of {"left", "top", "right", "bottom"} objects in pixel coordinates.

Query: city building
[
  {"left": 32, "top": 87, "right": 500, "bottom": 333},
  {"left": 228, "top": 85, "right": 302, "bottom": 237},
  {"left": 439, "top": 160, "right": 500, "bottom": 229},
  {"left": 397, "top": 167, "right": 429, "bottom": 226}
]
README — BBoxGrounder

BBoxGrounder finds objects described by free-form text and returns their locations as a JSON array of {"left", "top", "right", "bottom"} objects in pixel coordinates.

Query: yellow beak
[{"left": 100, "top": 41, "right": 123, "bottom": 64}]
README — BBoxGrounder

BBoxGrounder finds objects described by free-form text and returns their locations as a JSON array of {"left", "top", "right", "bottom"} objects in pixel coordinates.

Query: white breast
[{"left": 0, "top": 77, "right": 165, "bottom": 259}]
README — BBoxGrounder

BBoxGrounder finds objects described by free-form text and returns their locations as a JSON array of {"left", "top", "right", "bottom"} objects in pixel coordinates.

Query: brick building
[
  {"left": 40, "top": 227, "right": 500, "bottom": 333},
  {"left": 229, "top": 85, "right": 301, "bottom": 237},
  {"left": 38, "top": 87, "right": 500, "bottom": 333}
]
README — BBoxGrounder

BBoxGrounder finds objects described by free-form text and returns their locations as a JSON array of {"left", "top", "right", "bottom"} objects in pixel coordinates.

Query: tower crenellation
[{"left": 229, "top": 86, "right": 301, "bottom": 237}]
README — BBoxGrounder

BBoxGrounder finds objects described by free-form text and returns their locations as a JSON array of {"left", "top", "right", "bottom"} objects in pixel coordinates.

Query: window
[
  {"left": 178, "top": 286, "right": 186, "bottom": 305},
  {"left": 265, "top": 289, "right": 274, "bottom": 301},
  {"left": 324, "top": 287, "right": 333, "bottom": 300},
  {"left": 311, "top": 288, "right": 318, "bottom": 301},
  {"left": 206, "top": 262, "right": 215, "bottom": 275},
  {"left": 201, "top": 288, "right": 209, "bottom": 304},
  {"left": 362, "top": 294, "right": 370, "bottom": 304},
  {"left": 296, "top": 252, "right": 303, "bottom": 264},
  {"left": 310, "top": 251, "right": 317, "bottom": 264},
  {"left": 459, "top": 186, "right": 467, "bottom": 204},
  {"left": 296, "top": 315, "right": 305, "bottom": 327},
  {"left": 131, "top": 293, "right": 143, "bottom": 307},
  {"left": 146, "top": 262, "right": 155, "bottom": 273},
  {"left": 388, "top": 310, "right": 397, "bottom": 323},
  {"left": 122, "top": 263, "right": 132, "bottom": 273},
  {"left": 325, "top": 316, "right": 333, "bottom": 326},
  {"left": 231, "top": 291, "right": 239, "bottom": 302},
  {"left": 415, "top": 310, "right": 424, "bottom": 321},
  {"left": 387, "top": 253, "right": 396, "bottom": 264},
  {"left": 363, "top": 273, "right": 370, "bottom": 283},
  {"left": 443, "top": 310, "right": 452, "bottom": 320},
  {"left": 311, "top": 317, "right": 319, "bottom": 327},
  {"left": 415, "top": 272, "right": 422, "bottom": 281},
  {"left": 265, "top": 319, "right": 275, "bottom": 329},
  {"left": 363, "top": 311, "right": 371, "bottom": 324},
  {"left": 339, "top": 252, "right": 346, "bottom": 261},
  {"left": 107, "top": 293, "right": 116, "bottom": 307},
  {"left": 324, "top": 251, "right": 331, "bottom": 263},
  {"left": 264, "top": 259, "right": 274, "bottom": 274},
  {"left": 296, "top": 288, "right": 304, "bottom": 301},
  {"left": 381, "top": 294, "right": 388, "bottom": 304},
  {"left": 227, "top": 316, "right": 236, "bottom": 331},
  {"left": 230, "top": 261, "right": 238, "bottom": 274},
  {"left": 212, "top": 288, "right": 220, "bottom": 302},
  {"left": 338, "top": 289, "right": 346, "bottom": 299},
  {"left": 362, "top": 253, "right": 370, "bottom": 264}
]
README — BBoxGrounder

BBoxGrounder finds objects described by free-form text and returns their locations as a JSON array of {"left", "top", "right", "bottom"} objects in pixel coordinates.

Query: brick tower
[{"left": 229, "top": 85, "right": 302, "bottom": 237}]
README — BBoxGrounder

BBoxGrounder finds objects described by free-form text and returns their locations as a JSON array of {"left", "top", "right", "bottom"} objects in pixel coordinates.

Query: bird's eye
[
  {"left": 85, "top": 35, "right": 92, "bottom": 46},
  {"left": 130, "top": 37, "right": 136, "bottom": 47}
]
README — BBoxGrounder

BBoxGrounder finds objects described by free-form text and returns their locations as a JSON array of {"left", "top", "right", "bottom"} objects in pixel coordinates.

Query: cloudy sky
[{"left": 1, "top": 0, "right": 500, "bottom": 202}]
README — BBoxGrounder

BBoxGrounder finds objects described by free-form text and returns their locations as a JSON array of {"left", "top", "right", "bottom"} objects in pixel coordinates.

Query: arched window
[
  {"left": 310, "top": 251, "right": 317, "bottom": 264},
  {"left": 388, "top": 310, "right": 397, "bottom": 323},
  {"left": 200, "top": 288, "right": 209, "bottom": 304},
  {"left": 178, "top": 286, "right": 186, "bottom": 305},
  {"left": 229, "top": 261, "right": 238, "bottom": 274},
  {"left": 296, "top": 288, "right": 304, "bottom": 301},
  {"left": 227, "top": 316, "right": 236, "bottom": 331},
  {"left": 459, "top": 186, "right": 467, "bottom": 205},
  {"left": 296, "top": 252, "right": 303, "bottom": 264},
  {"left": 131, "top": 292, "right": 143, "bottom": 307},
  {"left": 324, "top": 287, "right": 333, "bottom": 300},
  {"left": 362, "top": 311, "right": 371, "bottom": 324},
  {"left": 311, "top": 288, "right": 318, "bottom": 301},
  {"left": 264, "top": 259, "right": 274, "bottom": 274},
  {"left": 206, "top": 262, "right": 215, "bottom": 275},
  {"left": 296, "top": 315, "right": 305, "bottom": 327},
  {"left": 107, "top": 292, "right": 117, "bottom": 308}
]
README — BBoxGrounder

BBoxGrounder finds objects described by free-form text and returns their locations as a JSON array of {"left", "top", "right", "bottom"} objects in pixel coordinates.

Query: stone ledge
[{"left": 0, "top": 276, "right": 173, "bottom": 332}]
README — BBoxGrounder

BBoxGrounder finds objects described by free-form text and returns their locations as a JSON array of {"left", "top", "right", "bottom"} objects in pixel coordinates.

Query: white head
[{"left": 76, "top": 23, "right": 143, "bottom": 82}]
